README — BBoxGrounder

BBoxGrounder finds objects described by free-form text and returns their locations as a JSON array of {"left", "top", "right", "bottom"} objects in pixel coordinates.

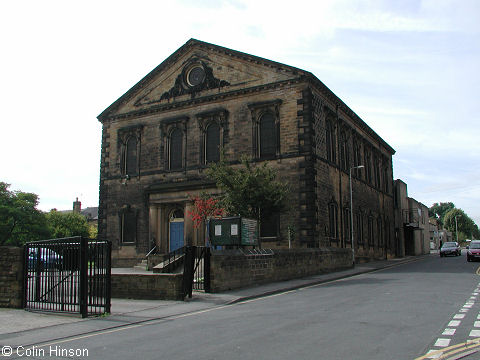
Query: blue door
[{"left": 170, "top": 222, "right": 184, "bottom": 252}]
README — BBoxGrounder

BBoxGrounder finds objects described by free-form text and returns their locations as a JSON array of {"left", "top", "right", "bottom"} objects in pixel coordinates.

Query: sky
[{"left": 1, "top": 0, "right": 479, "bottom": 227}]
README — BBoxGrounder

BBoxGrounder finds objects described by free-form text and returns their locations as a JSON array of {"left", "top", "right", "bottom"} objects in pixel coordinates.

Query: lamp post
[{"left": 350, "top": 165, "right": 364, "bottom": 265}]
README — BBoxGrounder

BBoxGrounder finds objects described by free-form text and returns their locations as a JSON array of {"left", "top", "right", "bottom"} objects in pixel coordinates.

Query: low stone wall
[
  {"left": 112, "top": 257, "right": 143, "bottom": 268},
  {"left": 111, "top": 273, "right": 184, "bottom": 301},
  {"left": 209, "top": 247, "right": 352, "bottom": 293},
  {"left": 0, "top": 246, "right": 24, "bottom": 308}
]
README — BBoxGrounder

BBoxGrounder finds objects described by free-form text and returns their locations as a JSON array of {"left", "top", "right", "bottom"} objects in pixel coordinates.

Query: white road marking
[
  {"left": 434, "top": 338, "right": 451, "bottom": 347},
  {"left": 474, "top": 321, "right": 480, "bottom": 327},
  {"left": 442, "top": 329, "right": 456, "bottom": 336},
  {"left": 454, "top": 314, "right": 466, "bottom": 319},
  {"left": 425, "top": 349, "right": 443, "bottom": 359},
  {"left": 449, "top": 320, "right": 461, "bottom": 327},
  {"left": 470, "top": 330, "right": 480, "bottom": 337}
]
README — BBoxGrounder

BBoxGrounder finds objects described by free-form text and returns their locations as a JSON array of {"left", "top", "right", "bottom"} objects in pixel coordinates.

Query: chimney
[{"left": 73, "top": 197, "right": 81, "bottom": 213}]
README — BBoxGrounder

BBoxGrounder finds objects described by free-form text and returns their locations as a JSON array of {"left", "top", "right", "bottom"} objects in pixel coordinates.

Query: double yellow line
[{"left": 415, "top": 338, "right": 480, "bottom": 359}]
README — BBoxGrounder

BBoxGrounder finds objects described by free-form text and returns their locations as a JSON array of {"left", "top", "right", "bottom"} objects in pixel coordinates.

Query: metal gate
[
  {"left": 24, "top": 237, "right": 111, "bottom": 318},
  {"left": 183, "top": 246, "right": 210, "bottom": 298}
]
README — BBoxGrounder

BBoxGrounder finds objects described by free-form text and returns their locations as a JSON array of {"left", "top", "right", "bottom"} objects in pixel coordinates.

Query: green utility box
[{"left": 209, "top": 217, "right": 258, "bottom": 247}]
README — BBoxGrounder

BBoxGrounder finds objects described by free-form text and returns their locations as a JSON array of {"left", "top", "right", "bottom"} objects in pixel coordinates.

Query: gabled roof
[
  {"left": 97, "top": 38, "right": 395, "bottom": 154},
  {"left": 97, "top": 38, "right": 309, "bottom": 122}
]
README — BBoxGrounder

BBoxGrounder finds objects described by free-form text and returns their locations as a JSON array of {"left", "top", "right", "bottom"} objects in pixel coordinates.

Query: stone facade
[
  {"left": 394, "top": 179, "right": 430, "bottom": 256},
  {"left": 111, "top": 273, "right": 183, "bottom": 300},
  {"left": 209, "top": 248, "right": 352, "bottom": 292},
  {"left": 97, "top": 39, "right": 396, "bottom": 265},
  {"left": 0, "top": 247, "right": 24, "bottom": 308}
]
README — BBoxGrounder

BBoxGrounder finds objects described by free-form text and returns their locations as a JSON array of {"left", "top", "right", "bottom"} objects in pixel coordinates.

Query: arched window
[
  {"left": 383, "top": 163, "right": 390, "bottom": 193},
  {"left": 125, "top": 136, "right": 137, "bottom": 176},
  {"left": 365, "top": 148, "right": 372, "bottom": 184},
  {"left": 343, "top": 207, "right": 351, "bottom": 247},
  {"left": 340, "top": 132, "right": 349, "bottom": 170},
  {"left": 170, "top": 128, "right": 183, "bottom": 170},
  {"left": 119, "top": 125, "right": 142, "bottom": 177},
  {"left": 368, "top": 214, "right": 374, "bottom": 247},
  {"left": 120, "top": 205, "right": 137, "bottom": 244},
  {"left": 249, "top": 100, "right": 281, "bottom": 159},
  {"left": 328, "top": 201, "right": 338, "bottom": 242},
  {"left": 374, "top": 154, "right": 381, "bottom": 188},
  {"left": 259, "top": 112, "right": 276, "bottom": 158},
  {"left": 206, "top": 122, "right": 220, "bottom": 163},
  {"left": 326, "top": 121, "right": 336, "bottom": 163},
  {"left": 377, "top": 216, "right": 383, "bottom": 248},
  {"left": 356, "top": 211, "right": 364, "bottom": 246}
]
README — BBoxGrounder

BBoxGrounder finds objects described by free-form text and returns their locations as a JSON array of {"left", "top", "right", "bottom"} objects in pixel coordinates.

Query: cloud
[{"left": 1, "top": 0, "right": 479, "bottom": 227}]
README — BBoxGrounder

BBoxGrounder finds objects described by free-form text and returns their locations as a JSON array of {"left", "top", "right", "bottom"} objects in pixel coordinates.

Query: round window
[{"left": 187, "top": 66, "right": 205, "bottom": 87}]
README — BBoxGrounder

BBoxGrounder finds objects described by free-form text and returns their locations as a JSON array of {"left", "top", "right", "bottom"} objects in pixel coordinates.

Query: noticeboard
[{"left": 209, "top": 217, "right": 258, "bottom": 247}]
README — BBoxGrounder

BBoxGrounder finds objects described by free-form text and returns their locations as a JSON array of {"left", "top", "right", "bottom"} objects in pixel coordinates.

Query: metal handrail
[
  {"left": 145, "top": 245, "right": 157, "bottom": 258},
  {"left": 164, "top": 246, "right": 186, "bottom": 266}
]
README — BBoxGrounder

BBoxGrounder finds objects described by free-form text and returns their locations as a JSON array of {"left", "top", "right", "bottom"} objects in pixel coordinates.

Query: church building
[{"left": 97, "top": 39, "right": 396, "bottom": 266}]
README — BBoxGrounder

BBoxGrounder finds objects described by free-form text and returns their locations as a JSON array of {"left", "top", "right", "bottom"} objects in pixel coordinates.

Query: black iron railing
[
  {"left": 23, "top": 237, "right": 111, "bottom": 318},
  {"left": 183, "top": 246, "right": 210, "bottom": 298}
]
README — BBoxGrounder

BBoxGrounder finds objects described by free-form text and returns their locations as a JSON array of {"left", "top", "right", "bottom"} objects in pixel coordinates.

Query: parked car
[
  {"left": 440, "top": 242, "right": 461, "bottom": 257},
  {"left": 467, "top": 241, "right": 480, "bottom": 262},
  {"left": 28, "top": 247, "right": 63, "bottom": 269}
]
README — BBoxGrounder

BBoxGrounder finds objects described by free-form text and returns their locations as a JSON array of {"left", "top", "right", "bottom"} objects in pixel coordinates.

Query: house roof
[{"left": 97, "top": 38, "right": 395, "bottom": 154}]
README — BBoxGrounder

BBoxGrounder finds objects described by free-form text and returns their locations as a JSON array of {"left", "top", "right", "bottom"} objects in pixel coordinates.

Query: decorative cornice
[
  {"left": 195, "top": 108, "right": 228, "bottom": 120},
  {"left": 102, "top": 78, "right": 301, "bottom": 122},
  {"left": 134, "top": 59, "right": 230, "bottom": 106},
  {"left": 160, "top": 115, "right": 189, "bottom": 126},
  {"left": 247, "top": 99, "right": 282, "bottom": 110}
]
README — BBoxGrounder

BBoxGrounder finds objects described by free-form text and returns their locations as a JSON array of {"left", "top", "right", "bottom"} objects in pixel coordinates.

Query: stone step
[{"left": 133, "top": 259, "right": 148, "bottom": 271}]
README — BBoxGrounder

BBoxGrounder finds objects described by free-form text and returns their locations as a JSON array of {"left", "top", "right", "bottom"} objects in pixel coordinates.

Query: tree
[
  {"left": 45, "top": 210, "right": 91, "bottom": 239},
  {"left": 0, "top": 182, "right": 50, "bottom": 246},
  {"left": 444, "top": 208, "right": 477, "bottom": 240},
  {"left": 206, "top": 156, "right": 289, "bottom": 224},
  {"left": 186, "top": 193, "right": 224, "bottom": 229},
  {"left": 473, "top": 224, "right": 480, "bottom": 240},
  {"left": 429, "top": 202, "right": 455, "bottom": 225}
]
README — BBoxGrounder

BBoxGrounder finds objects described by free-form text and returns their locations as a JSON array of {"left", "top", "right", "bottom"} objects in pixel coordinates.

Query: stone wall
[
  {"left": 209, "top": 247, "right": 352, "bottom": 293},
  {"left": 0, "top": 247, "right": 24, "bottom": 308},
  {"left": 111, "top": 273, "right": 183, "bottom": 300}
]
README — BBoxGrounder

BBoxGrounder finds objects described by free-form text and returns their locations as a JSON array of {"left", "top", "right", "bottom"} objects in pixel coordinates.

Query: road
[{"left": 4, "top": 252, "right": 480, "bottom": 360}]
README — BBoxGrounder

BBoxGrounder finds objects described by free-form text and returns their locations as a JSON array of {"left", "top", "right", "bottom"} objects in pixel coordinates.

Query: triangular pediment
[{"left": 98, "top": 39, "right": 307, "bottom": 121}]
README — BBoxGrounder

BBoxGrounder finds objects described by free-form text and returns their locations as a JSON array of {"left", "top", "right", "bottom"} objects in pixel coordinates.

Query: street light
[
  {"left": 455, "top": 214, "right": 461, "bottom": 243},
  {"left": 350, "top": 165, "right": 364, "bottom": 265}
]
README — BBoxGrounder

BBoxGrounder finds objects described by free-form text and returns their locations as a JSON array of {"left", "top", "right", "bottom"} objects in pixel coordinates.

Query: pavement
[{"left": 0, "top": 254, "right": 424, "bottom": 339}]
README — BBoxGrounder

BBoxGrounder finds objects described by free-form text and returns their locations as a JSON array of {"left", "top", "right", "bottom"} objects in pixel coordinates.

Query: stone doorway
[{"left": 169, "top": 208, "right": 184, "bottom": 252}]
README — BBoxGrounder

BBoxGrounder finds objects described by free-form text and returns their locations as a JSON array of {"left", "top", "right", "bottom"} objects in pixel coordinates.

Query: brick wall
[
  {"left": 209, "top": 247, "right": 352, "bottom": 292},
  {"left": 111, "top": 273, "right": 183, "bottom": 300},
  {"left": 0, "top": 247, "right": 24, "bottom": 308}
]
